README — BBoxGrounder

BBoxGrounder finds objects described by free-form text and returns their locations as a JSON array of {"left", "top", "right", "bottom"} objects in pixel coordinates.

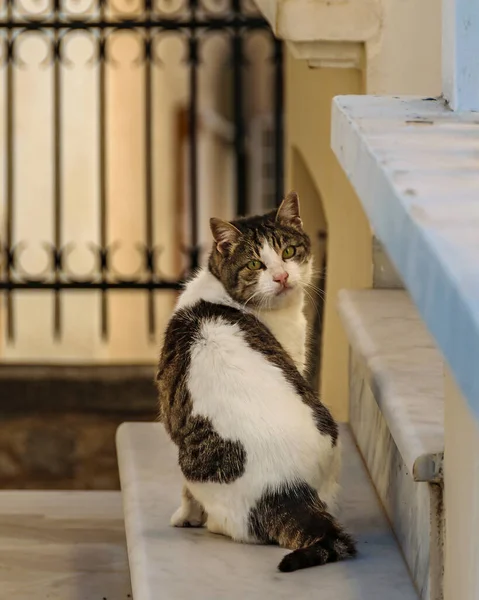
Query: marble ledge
[
  {"left": 117, "top": 422, "right": 418, "bottom": 600},
  {"left": 332, "top": 95, "right": 479, "bottom": 422},
  {"left": 349, "top": 354, "right": 438, "bottom": 600},
  {"left": 339, "top": 289, "right": 444, "bottom": 482}
]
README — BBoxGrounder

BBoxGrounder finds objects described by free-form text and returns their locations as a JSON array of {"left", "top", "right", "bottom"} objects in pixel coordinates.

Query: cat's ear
[
  {"left": 276, "top": 191, "right": 303, "bottom": 229},
  {"left": 210, "top": 218, "right": 241, "bottom": 254}
]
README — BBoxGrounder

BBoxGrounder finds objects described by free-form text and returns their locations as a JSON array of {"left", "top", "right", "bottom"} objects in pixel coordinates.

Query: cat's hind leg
[
  {"left": 170, "top": 484, "right": 207, "bottom": 528},
  {"left": 206, "top": 515, "right": 227, "bottom": 537}
]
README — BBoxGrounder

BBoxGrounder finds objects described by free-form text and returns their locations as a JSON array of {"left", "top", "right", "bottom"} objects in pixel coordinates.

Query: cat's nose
[{"left": 273, "top": 272, "right": 289, "bottom": 286}]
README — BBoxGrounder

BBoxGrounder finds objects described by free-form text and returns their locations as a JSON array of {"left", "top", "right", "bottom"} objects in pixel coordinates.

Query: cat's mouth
[{"left": 275, "top": 284, "right": 293, "bottom": 296}]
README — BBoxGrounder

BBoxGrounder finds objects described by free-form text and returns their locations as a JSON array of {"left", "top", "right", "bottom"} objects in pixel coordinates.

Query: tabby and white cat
[{"left": 156, "top": 192, "right": 356, "bottom": 572}]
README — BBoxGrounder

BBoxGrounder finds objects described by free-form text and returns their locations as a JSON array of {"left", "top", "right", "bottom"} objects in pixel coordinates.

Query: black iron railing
[{"left": 0, "top": 0, "right": 284, "bottom": 339}]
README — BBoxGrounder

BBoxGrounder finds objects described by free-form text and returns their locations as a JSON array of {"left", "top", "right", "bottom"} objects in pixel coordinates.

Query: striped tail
[
  {"left": 278, "top": 527, "right": 357, "bottom": 572},
  {"left": 249, "top": 482, "right": 357, "bottom": 573}
]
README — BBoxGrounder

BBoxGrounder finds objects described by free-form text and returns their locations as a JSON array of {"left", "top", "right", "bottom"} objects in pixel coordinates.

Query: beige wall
[
  {"left": 0, "top": 26, "right": 271, "bottom": 362},
  {"left": 289, "top": 147, "right": 326, "bottom": 390},
  {"left": 366, "top": 0, "right": 442, "bottom": 95},
  {"left": 0, "top": 31, "right": 184, "bottom": 362},
  {"left": 0, "top": 30, "right": 222, "bottom": 362},
  {"left": 444, "top": 369, "right": 479, "bottom": 600},
  {"left": 286, "top": 52, "right": 372, "bottom": 420}
]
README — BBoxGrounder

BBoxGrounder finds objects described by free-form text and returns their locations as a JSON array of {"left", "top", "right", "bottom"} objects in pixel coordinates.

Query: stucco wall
[{"left": 286, "top": 52, "right": 372, "bottom": 420}]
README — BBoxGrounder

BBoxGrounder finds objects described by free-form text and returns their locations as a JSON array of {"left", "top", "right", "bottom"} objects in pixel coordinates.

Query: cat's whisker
[
  {"left": 308, "top": 266, "right": 327, "bottom": 277},
  {"left": 304, "top": 279, "right": 326, "bottom": 293},
  {"left": 256, "top": 294, "right": 271, "bottom": 312},
  {"left": 301, "top": 282, "right": 326, "bottom": 302},
  {"left": 244, "top": 290, "right": 262, "bottom": 308},
  {"left": 305, "top": 289, "right": 326, "bottom": 303},
  {"left": 301, "top": 286, "right": 323, "bottom": 322}
]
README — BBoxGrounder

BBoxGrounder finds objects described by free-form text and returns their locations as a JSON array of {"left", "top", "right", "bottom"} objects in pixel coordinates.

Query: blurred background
[
  {"left": 4, "top": 0, "right": 477, "bottom": 596},
  {"left": 0, "top": 0, "right": 327, "bottom": 490}
]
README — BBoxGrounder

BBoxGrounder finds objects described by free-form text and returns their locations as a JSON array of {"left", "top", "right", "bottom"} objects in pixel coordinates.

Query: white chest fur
[{"left": 255, "top": 300, "right": 308, "bottom": 374}]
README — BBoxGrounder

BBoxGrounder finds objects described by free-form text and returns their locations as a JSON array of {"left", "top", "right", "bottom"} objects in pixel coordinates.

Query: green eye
[
  {"left": 282, "top": 246, "right": 296, "bottom": 259},
  {"left": 247, "top": 259, "right": 263, "bottom": 271}
]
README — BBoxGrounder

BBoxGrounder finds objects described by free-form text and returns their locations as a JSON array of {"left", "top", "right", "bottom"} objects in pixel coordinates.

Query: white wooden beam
[{"left": 443, "top": 0, "right": 479, "bottom": 111}]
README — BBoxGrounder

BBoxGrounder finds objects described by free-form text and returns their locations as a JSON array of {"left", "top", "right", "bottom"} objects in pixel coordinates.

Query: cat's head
[{"left": 208, "top": 192, "right": 312, "bottom": 309}]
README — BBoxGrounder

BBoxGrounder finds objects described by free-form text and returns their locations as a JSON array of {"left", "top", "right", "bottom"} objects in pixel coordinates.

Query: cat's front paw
[{"left": 170, "top": 505, "right": 205, "bottom": 528}]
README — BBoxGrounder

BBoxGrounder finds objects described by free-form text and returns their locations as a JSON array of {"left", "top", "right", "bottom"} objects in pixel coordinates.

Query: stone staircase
[
  {"left": 116, "top": 423, "right": 417, "bottom": 600},
  {"left": 0, "top": 288, "right": 445, "bottom": 600},
  {"left": 339, "top": 289, "right": 444, "bottom": 600},
  {"left": 113, "top": 288, "right": 445, "bottom": 599}
]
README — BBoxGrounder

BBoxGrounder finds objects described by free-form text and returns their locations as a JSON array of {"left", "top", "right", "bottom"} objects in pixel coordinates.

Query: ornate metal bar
[{"left": 0, "top": 0, "right": 284, "bottom": 341}]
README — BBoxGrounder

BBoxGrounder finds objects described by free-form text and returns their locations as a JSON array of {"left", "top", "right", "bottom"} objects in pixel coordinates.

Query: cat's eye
[
  {"left": 282, "top": 246, "right": 296, "bottom": 259},
  {"left": 247, "top": 259, "right": 263, "bottom": 271}
]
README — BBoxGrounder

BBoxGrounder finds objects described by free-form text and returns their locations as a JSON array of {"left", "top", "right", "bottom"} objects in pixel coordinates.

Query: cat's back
[
  {"left": 170, "top": 300, "right": 324, "bottom": 471},
  {"left": 161, "top": 298, "right": 268, "bottom": 372},
  {"left": 158, "top": 299, "right": 254, "bottom": 397}
]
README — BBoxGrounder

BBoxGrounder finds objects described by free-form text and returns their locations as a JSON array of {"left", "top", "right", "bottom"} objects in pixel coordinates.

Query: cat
[{"left": 156, "top": 191, "right": 356, "bottom": 572}]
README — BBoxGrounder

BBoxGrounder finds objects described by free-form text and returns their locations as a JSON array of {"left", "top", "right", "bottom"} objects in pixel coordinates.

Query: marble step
[
  {"left": 116, "top": 422, "right": 418, "bottom": 600},
  {"left": 0, "top": 490, "right": 131, "bottom": 599},
  {"left": 338, "top": 289, "right": 444, "bottom": 600}
]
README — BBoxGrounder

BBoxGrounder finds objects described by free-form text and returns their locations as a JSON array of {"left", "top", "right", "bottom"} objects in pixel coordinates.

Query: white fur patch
[
  {"left": 257, "top": 242, "right": 303, "bottom": 303},
  {"left": 177, "top": 268, "right": 309, "bottom": 373},
  {"left": 186, "top": 317, "right": 338, "bottom": 541},
  {"left": 176, "top": 270, "right": 241, "bottom": 312},
  {"left": 170, "top": 487, "right": 205, "bottom": 528},
  {"left": 257, "top": 304, "right": 308, "bottom": 374}
]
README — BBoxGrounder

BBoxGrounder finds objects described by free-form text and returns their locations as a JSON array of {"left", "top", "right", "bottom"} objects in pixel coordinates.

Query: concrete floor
[{"left": 0, "top": 491, "right": 131, "bottom": 600}]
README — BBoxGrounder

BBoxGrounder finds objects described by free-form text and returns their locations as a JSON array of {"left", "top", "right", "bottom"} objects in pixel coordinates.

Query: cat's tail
[
  {"left": 278, "top": 525, "right": 357, "bottom": 572},
  {"left": 251, "top": 483, "right": 356, "bottom": 573},
  {"left": 278, "top": 506, "right": 357, "bottom": 573}
]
